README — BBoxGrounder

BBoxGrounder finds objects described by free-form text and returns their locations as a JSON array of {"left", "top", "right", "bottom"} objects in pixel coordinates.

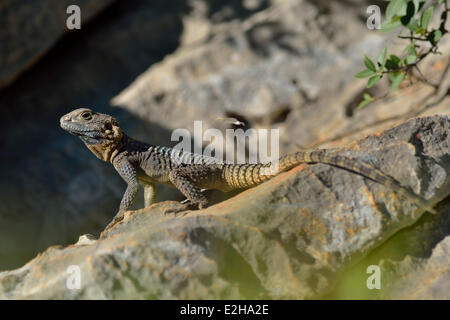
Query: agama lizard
[{"left": 60, "top": 108, "right": 436, "bottom": 230}]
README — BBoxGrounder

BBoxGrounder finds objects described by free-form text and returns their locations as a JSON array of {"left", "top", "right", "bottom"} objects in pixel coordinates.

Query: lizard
[{"left": 60, "top": 108, "right": 436, "bottom": 230}]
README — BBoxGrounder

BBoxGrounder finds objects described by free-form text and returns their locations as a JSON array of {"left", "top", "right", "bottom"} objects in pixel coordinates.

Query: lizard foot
[
  {"left": 104, "top": 211, "right": 125, "bottom": 232},
  {"left": 164, "top": 198, "right": 208, "bottom": 216},
  {"left": 164, "top": 201, "right": 194, "bottom": 216}
]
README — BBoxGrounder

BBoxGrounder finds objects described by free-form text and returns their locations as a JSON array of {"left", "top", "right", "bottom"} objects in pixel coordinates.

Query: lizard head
[{"left": 60, "top": 108, "right": 124, "bottom": 162}]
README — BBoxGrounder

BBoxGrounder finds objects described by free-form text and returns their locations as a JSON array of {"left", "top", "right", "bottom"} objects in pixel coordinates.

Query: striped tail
[{"left": 221, "top": 149, "right": 436, "bottom": 214}]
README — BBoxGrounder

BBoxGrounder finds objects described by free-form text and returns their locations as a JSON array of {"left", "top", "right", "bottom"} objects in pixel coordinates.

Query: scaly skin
[{"left": 60, "top": 108, "right": 436, "bottom": 230}]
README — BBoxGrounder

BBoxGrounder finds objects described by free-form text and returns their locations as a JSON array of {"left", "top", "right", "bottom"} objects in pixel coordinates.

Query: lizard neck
[{"left": 86, "top": 126, "right": 126, "bottom": 163}]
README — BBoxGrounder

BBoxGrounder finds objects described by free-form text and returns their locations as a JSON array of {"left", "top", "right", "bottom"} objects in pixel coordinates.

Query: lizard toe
[
  {"left": 180, "top": 199, "right": 191, "bottom": 205},
  {"left": 164, "top": 202, "right": 191, "bottom": 216},
  {"left": 104, "top": 216, "right": 123, "bottom": 232}
]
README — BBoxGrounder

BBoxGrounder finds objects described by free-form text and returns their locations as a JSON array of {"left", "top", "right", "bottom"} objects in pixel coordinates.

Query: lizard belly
[{"left": 136, "top": 168, "right": 173, "bottom": 187}]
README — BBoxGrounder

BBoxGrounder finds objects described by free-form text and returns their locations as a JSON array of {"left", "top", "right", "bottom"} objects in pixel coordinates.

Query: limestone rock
[
  {"left": 0, "top": 115, "right": 448, "bottom": 299},
  {"left": 379, "top": 235, "right": 450, "bottom": 300},
  {"left": 0, "top": 0, "right": 449, "bottom": 281}
]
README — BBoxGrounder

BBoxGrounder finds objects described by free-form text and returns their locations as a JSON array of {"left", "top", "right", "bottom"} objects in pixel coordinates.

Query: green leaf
[
  {"left": 414, "top": 0, "right": 427, "bottom": 12},
  {"left": 363, "top": 93, "right": 373, "bottom": 101},
  {"left": 401, "top": 1, "right": 416, "bottom": 26},
  {"left": 386, "top": 0, "right": 407, "bottom": 20},
  {"left": 405, "top": 55, "right": 416, "bottom": 64},
  {"left": 355, "top": 69, "right": 376, "bottom": 78},
  {"left": 367, "top": 75, "right": 382, "bottom": 88},
  {"left": 379, "top": 18, "right": 403, "bottom": 32},
  {"left": 412, "top": 0, "right": 420, "bottom": 14},
  {"left": 412, "top": 0, "right": 427, "bottom": 14},
  {"left": 429, "top": 29, "right": 442, "bottom": 43},
  {"left": 406, "top": 18, "right": 421, "bottom": 32},
  {"left": 421, "top": 6, "right": 434, "bottom": 30},
  {"left": 358, "top": 93, "right": 374, "bottom": 109},
  {"left": 386, "top": 54, "right": 401, "bottom": 69},
  {"left": 405, "top": 42, "right": 417, "bottom": 55},
  {"left": 390, "top": 55, "right": 401, "bottom": 63},
  {"left": 364, "top": 55, "right": 377, "bottom": 72},
  {"left": 357, "top": 99, "right": 372, "bottom": 110},
  {"left": 377, "top": 47, "right": 388, "bottom": 69},
  {"left": 389, "top": 72, "right": 406, "bottom": 91}
]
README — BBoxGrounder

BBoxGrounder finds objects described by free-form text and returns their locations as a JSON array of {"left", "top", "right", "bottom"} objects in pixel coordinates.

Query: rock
[
  {"left": 111, "top": 0, "right": 388, "bottom": 136},
  {"left": 75, "top": 234, "right": 97, "bottom": 246},
  {"left": 325, "top": 192, "right": 449, "bottom": 299},
  {"left": 0, "top": 0, "right": 448, "bottom": 275},
  {"left": 379, "top": 235, "right": 450, "bottom": 300},
  {"left": 0, "top": 115, "right": 448, "bottom": 299},
  {"left": 0, "top": 0, "right": 114, "bottom": 89},
  {"left": 0, "top": 0, "right": 189, "bottom": 270}
]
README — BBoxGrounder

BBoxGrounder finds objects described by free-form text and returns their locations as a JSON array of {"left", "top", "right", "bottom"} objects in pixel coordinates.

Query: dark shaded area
[
  {"left": 0, "top": 0, "right": 116, "bottom": 89},
  {"left": 206, "top": 0, "right": 270, "bottom": 23},
  {"left": 0, "top": 0, "right": 290, "bottom": 271},
  {"left": 306, "top": 0, "right": 388, "bottom": 23},
  {"left": 190, "top": 227, "right": 268, "bottom": 298},
  {"left": 0, "top": 0, "right": 190, "bottom": 270},
  {"left": 245, "top": 21, "right": 300, "bottom": 57},
  {"left": 325, "top": 200, "right": 450, "bottom": 299}
]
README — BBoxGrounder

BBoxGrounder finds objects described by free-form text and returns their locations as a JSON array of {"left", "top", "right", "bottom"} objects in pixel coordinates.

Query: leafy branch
[{"left": 355, "top": 0, "right": 449, "bottom": 109}]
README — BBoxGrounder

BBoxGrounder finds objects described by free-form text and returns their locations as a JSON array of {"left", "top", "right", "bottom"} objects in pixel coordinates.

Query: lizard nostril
[{"left": 64, "top": 116, "right": 71, "bottom": 122}]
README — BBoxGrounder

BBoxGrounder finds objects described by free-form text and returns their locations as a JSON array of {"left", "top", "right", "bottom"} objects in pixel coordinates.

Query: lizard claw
[
  {"left": 164, "top": 202, "right": 193, "bottom": 216},
  {"left": 104, "top": 211, "right": 125, "bottom": 232}
]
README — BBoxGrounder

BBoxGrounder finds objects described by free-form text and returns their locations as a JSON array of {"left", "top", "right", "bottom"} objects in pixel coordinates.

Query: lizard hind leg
[
  {"left": 167, "top": 169, "right": 209, "bottom": 214},
  {"left": 143, "top": 182, "right": 157, "bottom": 208}
]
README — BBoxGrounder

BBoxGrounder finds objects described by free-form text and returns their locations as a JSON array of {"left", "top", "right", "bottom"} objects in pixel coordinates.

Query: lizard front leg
[{"left": 105, "top": 155, "right": 139, "bottom": 230}]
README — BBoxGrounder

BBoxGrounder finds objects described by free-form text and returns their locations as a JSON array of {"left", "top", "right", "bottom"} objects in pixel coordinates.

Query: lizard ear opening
[{"left": 105, "top": 122, "right": 113, "bottom": 131}]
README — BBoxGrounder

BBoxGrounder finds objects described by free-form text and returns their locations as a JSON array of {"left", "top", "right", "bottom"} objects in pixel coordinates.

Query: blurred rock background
[{"left": 0, "top": 0, "right": 449, "bottom": 298}]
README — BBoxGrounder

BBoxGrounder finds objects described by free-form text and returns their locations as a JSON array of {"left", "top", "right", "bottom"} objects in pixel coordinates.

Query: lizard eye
[{"left": 80, "top": 112, "right": 92, "bottom": 120}]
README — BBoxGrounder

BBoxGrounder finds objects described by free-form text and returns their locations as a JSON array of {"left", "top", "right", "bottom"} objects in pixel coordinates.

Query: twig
[
  {"left": 414, "top": 65, "right": 439, "bottom": 88},
  {"left": 303, "top": 58, "right": 450, "bottom": 149},
  {"left": 398, "top": 36, "right": 429, "bottom": 41}
]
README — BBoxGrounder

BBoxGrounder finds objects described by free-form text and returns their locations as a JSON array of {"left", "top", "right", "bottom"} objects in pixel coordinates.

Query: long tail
[{"left": 221, "top": 149, "right": 436, "bottom": 213}]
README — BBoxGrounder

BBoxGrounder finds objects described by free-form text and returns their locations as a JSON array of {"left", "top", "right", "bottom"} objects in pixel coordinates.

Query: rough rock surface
[
  {"left": 325, "top": 194, "right": 450, "bottom": 300},
  {"left": 0, "top": 0, "right": 189, "bottom": 269},
  {"left": 111, "top": 0, "right": 389, "bottom": 143},
  {"left": 0, "top": 0, "right": 114, "bottom": 89},
  {"left": 1, "top": 0, "right": 393, "bottom": 269},
  {"left": 0, "top": 116, "right": 448, "bottom": 299},
  {"left": 0, "top": 0, "right": 449, "bottom": 298},
  {"left": 379, "top": 235, "right": 450, "bottom": 300}
]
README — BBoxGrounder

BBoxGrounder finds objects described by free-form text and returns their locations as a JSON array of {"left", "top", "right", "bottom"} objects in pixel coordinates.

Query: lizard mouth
[{"left": 60, "top": 118, "right": 99, "bottom": 137}]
